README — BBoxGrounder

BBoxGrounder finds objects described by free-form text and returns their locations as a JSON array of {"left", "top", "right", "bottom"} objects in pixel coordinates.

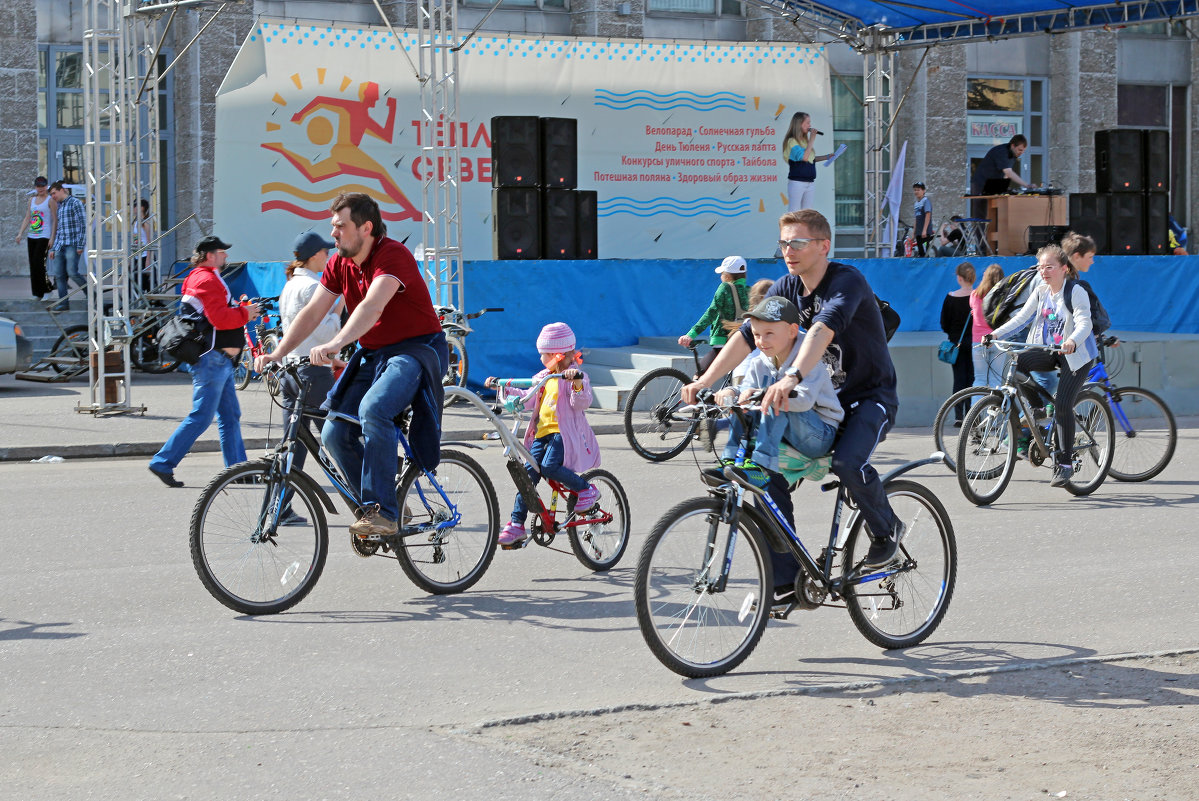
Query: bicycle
[
  {"left": 233, "top": 297, "right": 281, "bottom": 392},
  {"left": 935, "top": 334, "right": 1173, "bottom": 482},
  {"left": 634, "top": 391, "right": 956, "bottom": 678},
  {"left": 444, "top": 375, "right": 630, "bottom": 571},
  {"left": 955, "top": 340, "right": 1114, "bottom": 505},
  {"left": 189, "top": 358, "right": 500, "bottom": 615},
  {"left": 622, "top": 340, "right": 730, "bottom": 462},
  {"left": 437, "top": 305, "right": 503, "bottom": 401}
]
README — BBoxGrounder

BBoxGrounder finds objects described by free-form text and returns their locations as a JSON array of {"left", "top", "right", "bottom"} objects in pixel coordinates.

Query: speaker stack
[
  {"left": 491, "top": 116, "right": 598, "bottom": 260},
  {"left": 1072, "top": 128, "right": 1169, "bottom": 255}
]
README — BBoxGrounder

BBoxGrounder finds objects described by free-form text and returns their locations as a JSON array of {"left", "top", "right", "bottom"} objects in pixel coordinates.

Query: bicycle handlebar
[{"left": 988, "top": 339, "right": 1062, "bottom": 354}]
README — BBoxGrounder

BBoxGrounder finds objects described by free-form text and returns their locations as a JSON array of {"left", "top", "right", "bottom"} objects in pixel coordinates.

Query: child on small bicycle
[
  {"left": 713, "top": 296, "right": 843, "bottom": 505},
  {"left": 485, "top": 322, "right": 601, "bottom": 547},
  {"left": 678, "top": 256, "right": 751, "bottom": 376}
]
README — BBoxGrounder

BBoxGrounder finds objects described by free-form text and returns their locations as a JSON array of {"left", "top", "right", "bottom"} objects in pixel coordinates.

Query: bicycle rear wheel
[
  {"left": 569, "top": 468, "right": 631, "bottom": 571},
  {"left": 49, "top": 324, "right": 89, "bottom": 374},
  {"left": 234, "top": 349, "right": 252, "bottom": 390},
  {"left": 130, "top": 330, "right": 181, "bottom": 373},
  {"left": 635, "top": 497, "right": 771, "bottom": 678},
  {"left": 932, "top": 386, "right": 991, "bottom": 471},
  {"left": 623, "top": 367, "right": 696, "bottom": 462},
  {"left": 1063, "top": 388, "right": 1114, "bottom": 496},
  {"left": 393, "top": 449, "right": 499, "bottom": 595},
  {"left": 1103, "top": 386, "right": 1176, "bottom": 482},
  {"left": 956, "top": 395, "right": 1018, "bottom": 506},
  {"left": 843, "top": 479, "right": 956, "bottom": 650},
  {"left": 190, "top": 459, "right": 328, "bottom": 615}
]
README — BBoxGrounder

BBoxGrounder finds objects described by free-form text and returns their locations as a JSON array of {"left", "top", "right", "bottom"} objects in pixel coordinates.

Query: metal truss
[{"left": 862, "top": 35, "right": 896, "bottom": 258}]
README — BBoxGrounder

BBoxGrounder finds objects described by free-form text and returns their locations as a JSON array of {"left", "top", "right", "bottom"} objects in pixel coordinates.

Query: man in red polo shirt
[{"left": 258, "top": 193, "right": 448, "bottom": 539}]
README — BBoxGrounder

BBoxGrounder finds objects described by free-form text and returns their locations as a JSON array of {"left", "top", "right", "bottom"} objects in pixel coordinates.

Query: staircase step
[
  {"left": 583, "top": 346, "right": 694, "bottom": 373},
  {"left": 591, "top": 385, "right": 631, "bottom": 411}
]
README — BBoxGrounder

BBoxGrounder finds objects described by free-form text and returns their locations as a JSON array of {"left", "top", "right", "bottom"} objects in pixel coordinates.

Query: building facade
[{"left": 2, "top": 0, "right": 1196, "bottom": 275}]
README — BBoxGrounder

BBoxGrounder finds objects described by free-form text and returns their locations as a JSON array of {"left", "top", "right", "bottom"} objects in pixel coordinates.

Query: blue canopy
[{"left": 755, "top": 0, "right": 1199, "bottom": 49}]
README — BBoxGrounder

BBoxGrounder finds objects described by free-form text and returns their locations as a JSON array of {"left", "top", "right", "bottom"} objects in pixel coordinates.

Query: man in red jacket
[{"left": 149, "top": 236, "right": 262, "bottom": 487}]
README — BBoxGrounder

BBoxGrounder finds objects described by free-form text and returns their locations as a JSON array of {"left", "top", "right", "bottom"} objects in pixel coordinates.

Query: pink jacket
[{"left": 508, "top": 369, "right": 601, "bottom": 472}]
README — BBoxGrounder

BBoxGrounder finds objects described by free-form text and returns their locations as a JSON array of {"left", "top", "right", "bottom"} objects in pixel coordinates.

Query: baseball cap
[
  {"left": 743, "top": 296, "right": 800, "bottom": 325},
  {"left": 912, "top": 181, "right": 926, "bottom": 189},
  {"left": 33, "top": 176, "right": 47, "bottom": 187},
  {"left": 293, "top": 230, "right": 336, "bottom": 262},
  {"left": 195, "top": 235, "right": 232, "bottom": 254},
  {"left": 715, "top": 256, "right": 747, "bottom": 275}
]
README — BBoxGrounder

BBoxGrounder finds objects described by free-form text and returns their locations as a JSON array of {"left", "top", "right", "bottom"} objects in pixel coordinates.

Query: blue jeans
[
  {"left": 150, "top": 350, "right": 246, "bottom": 472},
  {"left": 321, "top": 351, "right": 424, "bottom": 522},
  {"left": 722, "top": 407, "right": 836, "bottom": 472},
  {"left": 972, "top": 342, "right": 1005, "bottom": 388},
  {"left": 51, "top": 245, "right": 86, "bottom": 302},
  {"left": 511, "top": 433, "right": 589, "bottom": 524}
]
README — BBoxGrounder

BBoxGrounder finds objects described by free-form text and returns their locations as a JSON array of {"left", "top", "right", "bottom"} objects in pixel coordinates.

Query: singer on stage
[{"left": 781, "top": 112, "right": 832, "bottom": 212}]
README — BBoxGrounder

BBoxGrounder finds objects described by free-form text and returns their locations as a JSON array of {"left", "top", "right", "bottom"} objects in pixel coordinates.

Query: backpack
[
  {"left": 157, "top": 309, "right": 214, "bottom": 365},
  {"left": 982, "top": 267, "right": 1038, "bottom": 329},
  {"left": 876, "top": 295, "right": 900, "bottom": 341},
  {"left": 1063, "top": 279, "right": 1112, "bottom": 336}
]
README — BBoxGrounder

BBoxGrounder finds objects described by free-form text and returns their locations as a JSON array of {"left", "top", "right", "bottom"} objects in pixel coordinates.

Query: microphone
[{"left": 812, "top": 129, "right": 824, "bottom": 136}]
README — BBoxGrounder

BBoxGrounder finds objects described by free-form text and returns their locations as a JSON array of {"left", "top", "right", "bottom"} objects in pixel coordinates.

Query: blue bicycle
[{"left": 189, "top": 359, "right": 500, "bottom": 614}]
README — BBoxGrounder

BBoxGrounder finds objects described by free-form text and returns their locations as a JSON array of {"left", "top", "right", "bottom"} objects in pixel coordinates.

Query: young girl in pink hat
[{"left": 485, "top": 322, "right": 601, "bottom": 547}]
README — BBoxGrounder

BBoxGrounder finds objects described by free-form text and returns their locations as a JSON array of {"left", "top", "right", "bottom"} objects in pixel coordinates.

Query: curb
[{"left": 0, "top": 423, "right": 630, "bottom": 463}]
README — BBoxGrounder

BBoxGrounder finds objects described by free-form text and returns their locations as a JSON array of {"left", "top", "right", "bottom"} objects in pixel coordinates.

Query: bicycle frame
[
  {"left": 444, "top": 381, "right": 614, "bottom": 541},
  {"left": 982, "top": 340, "right": 1066, "bottom": 462}
]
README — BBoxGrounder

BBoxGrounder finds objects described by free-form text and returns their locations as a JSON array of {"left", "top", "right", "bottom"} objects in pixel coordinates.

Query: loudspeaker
[
  {"left": 491, "top": 116, "right": 541, "bottom": 188},
  {"left": 493, "top": 188, "right": 541, "bottom": 259},
  {"left": 1143, "top": 129, "right": 1169, "bottom": 193},
  {"left": 1144, "top": 191, "right": 1169, "bottom": 255},
  {"left": 541, "top": 188, "right": 577, "bottom": 259},
  {"left": 575, "top": 190, "right": 598, "bottom": 259},
  {"left": 1068, "top": 193, "right": 1109, "bottom": 254},
  {"left": 540, "top": 117, "right": 578, "bottom": 189},
  {"left": 1094, "top": 129, "right": 1144, "bottom": 193},
  {"left": 1026, "top": 225, "right": 1070, "bottom": 254},
  {"left": 1107, "top": 192, "right": 1145, "bottom": 254}
]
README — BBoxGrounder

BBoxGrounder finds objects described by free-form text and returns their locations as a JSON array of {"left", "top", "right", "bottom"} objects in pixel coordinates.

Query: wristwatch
[{"left": 783, "top": 366, "right": 803, "bottom": 381}]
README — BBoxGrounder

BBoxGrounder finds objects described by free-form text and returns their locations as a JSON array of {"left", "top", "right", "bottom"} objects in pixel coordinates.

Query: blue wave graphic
[
  {"left": 598, "top": 195, "right": 750, "bottom": 218},
  {"left": 594, "top": 88, "right": 746, "bottom": 112}
]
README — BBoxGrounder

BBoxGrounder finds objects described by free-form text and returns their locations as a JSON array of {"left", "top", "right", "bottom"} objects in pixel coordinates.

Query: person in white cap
[
  {"left": 678, "top": 256, "right": 751, "bottom": 375},
  {"left": 484, "top": 322, "right": 601, "bottom": 548}
]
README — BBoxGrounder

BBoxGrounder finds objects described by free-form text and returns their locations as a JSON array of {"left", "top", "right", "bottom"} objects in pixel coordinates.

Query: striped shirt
[{"left": 52, "top": 194, "right": 86, "bottom": 250}]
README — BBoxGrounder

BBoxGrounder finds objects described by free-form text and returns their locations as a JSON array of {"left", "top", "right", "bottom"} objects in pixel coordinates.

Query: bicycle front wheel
[
  {"left": 441, "top": 334, "right": 469, "bottom": 406},
  {"left": 190, "top": 459, "right": 329, "bottom": 615},
  {"left": 569, "top": 468, "right": 631, "bottom": 571},
  {"left": 261, "top": 333, "right": 282, "bottom": 396},
  {"left": 956, "top": 395, "right": 1018, "bottom": 506},
  {"left": 933, "top": 386, "right": 991, "bottom": 471},
  {"left": 1063, "top": 388, "right": 1114, "bottom": 496},
  {"left": 49, "top": 324, "right": 89, "bottom": 374},
  {"left": 635, "top": 497, "right": 771, "bottom": 678},
  {"left": 394, "top": 449, "right": 499, "bottom": 595},
  {"left": 1103, "top": 386, "right": 1177, "bottom": 482},
  {"left": 623, "top": 367, "right": 696, "bottom": 462},
  {"left": 843, "top": 479, "right": 956, "bottom": 650}
]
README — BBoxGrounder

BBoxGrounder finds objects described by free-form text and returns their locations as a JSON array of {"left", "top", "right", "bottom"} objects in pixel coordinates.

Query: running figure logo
[{"left": 261, "top": 73, "right": 419, "bottom": 222}]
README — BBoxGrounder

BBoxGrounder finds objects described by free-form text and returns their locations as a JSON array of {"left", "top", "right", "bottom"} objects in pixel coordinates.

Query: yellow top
[{"left": 534, "top": 378, "right": 561, "bottom": 438}]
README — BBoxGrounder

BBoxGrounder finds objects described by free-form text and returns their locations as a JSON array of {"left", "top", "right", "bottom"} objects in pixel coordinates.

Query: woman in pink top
[{"left": 970, "top": 263, "right": 1006, "bottom": 388}]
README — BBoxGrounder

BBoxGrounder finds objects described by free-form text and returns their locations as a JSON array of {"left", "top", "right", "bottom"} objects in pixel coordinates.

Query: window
[
  {"left": 832, "top": 76, "right": 864, "bottom": 229},
  {"left": 648, "top": 0, "right": 742, "bottom": 15},
  {"left": 966, "top": 76, "right": 1047, "bottom": 187},
  {"left": 462, "top": 0, "right": 566, "bottom": 9}
]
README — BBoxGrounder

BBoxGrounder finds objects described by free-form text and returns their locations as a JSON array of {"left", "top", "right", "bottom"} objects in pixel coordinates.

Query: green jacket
[{"left": 687, "top": 278, "right": 750, "bottom": 347}]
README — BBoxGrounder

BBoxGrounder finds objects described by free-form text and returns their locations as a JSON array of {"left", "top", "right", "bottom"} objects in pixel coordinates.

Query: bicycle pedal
[
  {"left": 499, "top": 538, "right": 528, "bottom": 551},
  {"left": 769, "top": 603, "right": 795, "bottom": 620}
]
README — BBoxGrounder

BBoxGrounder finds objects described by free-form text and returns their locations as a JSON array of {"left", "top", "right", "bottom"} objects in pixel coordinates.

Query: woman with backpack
[
  {"left": 1060, "top": 231, "right": 1115, "bottom": 345},
  {"left": 984, "top": 245, "right": 1099, "bottom": 488}
]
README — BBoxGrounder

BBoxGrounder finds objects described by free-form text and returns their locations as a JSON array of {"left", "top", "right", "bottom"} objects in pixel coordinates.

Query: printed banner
[{"left": 214, "top": 19, "right": 832, "bottom": 261}]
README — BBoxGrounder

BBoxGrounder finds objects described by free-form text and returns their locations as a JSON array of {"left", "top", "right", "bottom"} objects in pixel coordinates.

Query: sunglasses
[{"left": 778, "top": 238, "right": 822, "bottom": 251}]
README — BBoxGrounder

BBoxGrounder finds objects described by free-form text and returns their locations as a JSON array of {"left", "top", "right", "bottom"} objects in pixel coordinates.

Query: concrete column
[
  {"left": 896, "top": 46, "right": 967, "bottom": 228},
  {"left": 0, "top": 0, "right": 40, "bottom": 277},
  {"left": 169, "top": 2, "right": 254, "bottom": 261},
  {"left": 1051, "top": 30, "right": 1116, "bottom": 195},
  {"left": 570, "top": 0, "right": 643, "bottom": 39}
]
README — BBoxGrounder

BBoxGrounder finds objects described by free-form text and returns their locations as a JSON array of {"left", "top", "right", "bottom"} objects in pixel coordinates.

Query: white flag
[{"left": 881, "top": 140, "right": 908, "bottom": 257}]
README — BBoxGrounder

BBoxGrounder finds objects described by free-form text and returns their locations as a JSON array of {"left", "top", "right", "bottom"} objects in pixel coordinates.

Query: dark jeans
[
  {"left": 949, "top": 347, "right": 974, "bottom": 421},
  {"left": 511, "top": 433, "right": 589, "bottom": 524},
  {"left": 26, "top": 238, "right": 51, "bottom": 296},
  {"left": 1014, "top": 351, "right": 1093, "bottom": 467},
  {"left": 279, "top": 362, "right": 335, "bottom": 514},
  {"left": 766, "top": 399, "right": 897, "bottom": 590}
]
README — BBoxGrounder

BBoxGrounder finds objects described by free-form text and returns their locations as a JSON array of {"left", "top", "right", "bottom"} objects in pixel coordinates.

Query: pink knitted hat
[{"left": 536, "top": 322, "right": 576, "bottom": 354}]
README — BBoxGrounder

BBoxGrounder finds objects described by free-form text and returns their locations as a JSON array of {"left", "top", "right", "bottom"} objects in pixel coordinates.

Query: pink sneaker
[
  {"left": 499, "top": 521, "right": 527, "bottom": 546},
  {"left": 575, "top": 483, "right": 601, "bottom": 512}
]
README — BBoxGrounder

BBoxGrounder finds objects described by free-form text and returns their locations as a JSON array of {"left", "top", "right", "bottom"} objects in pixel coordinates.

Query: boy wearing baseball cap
[{"left": 678, "top": 256, "right": 751, "bottom": 375}]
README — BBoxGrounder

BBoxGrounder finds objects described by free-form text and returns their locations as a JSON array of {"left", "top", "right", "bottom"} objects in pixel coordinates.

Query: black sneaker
[
  {"left": 1050, "top": 463, "right": 1073, "bottom": 488},
  {"left": 772, "top": 585, "right": 798, "bottom": 606},
  {"left": 862, "top": 519, "right": 906, "bottom": 568},
  {"left": 278, "top": 508, "right": 308, "bottom": 527}
]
